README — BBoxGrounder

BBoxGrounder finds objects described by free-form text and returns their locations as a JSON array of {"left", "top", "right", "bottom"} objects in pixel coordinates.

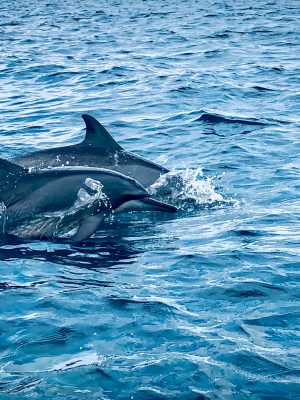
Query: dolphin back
[
  {"left": 0, "top": 158, "right": 27, "bottom": 202},
  {"left": 0, "top": 202, "right": 6, "bottom": 242},
  {"left": 0, "top": 158, "right": 26, "bottom": 180}
]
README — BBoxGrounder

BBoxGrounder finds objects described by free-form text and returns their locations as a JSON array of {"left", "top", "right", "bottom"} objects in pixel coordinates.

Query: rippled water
[{"left": 0, "top": 0, "right": 300, "bottom": 398}]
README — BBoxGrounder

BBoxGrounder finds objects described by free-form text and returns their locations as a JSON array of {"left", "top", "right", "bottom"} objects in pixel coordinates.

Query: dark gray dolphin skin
[
  {"left": 0, "top": 201, "right": 6, "bottom": 244},
  {"left": 13, "top": 114, "right": 170, "bottom": 188},
  {"left": 0, "top": 158, "right": 176, "bottom": 243}
]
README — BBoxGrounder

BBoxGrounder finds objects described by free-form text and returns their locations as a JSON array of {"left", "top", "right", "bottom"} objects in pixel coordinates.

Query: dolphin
[
  {"left": 0, "top": 158, "right": 176, "bottom": 243},
  {"left": 13, "top": 114, "right": 170, "bottom": 188}
]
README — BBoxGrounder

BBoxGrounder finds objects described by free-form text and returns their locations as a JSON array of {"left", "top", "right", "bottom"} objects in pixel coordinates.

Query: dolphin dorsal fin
[{"left": 81, "top": 114, "right": 122, "bottom": 150}]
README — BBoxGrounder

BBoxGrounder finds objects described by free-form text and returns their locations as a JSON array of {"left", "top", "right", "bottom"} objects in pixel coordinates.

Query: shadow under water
[{"left": 0, "top": 214, "right": 179, "bottom": 272}]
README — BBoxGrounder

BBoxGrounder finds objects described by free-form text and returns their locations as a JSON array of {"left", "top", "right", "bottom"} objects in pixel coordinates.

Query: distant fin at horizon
[{"left": 81, "top": 114, "right": 122, "bottom": 150}]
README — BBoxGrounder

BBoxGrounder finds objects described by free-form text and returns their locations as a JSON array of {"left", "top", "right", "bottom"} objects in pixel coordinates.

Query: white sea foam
[{"left": 149, "top": 168, "right": 235, "bottom": 211}]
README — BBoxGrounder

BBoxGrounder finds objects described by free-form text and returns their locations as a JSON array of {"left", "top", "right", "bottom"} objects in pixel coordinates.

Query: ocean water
[{"left": 0, "top": 0, "right": 299, "bottom": 398}]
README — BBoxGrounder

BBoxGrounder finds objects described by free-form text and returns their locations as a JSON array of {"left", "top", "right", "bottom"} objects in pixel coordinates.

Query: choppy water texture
[{"left": 0, "top": 0, "right": 300, "bottom": 398}]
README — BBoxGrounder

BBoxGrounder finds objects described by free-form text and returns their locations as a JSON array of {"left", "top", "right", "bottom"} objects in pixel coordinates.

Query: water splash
[
  {"left": 74, "top": 177, "right": 110, "bottom": 209},
  {"left": 149, "top": 168, "right": 236, "bottom": 211},
  {"left": 56, "top": 177, "right": 111, "bottom": 237}
]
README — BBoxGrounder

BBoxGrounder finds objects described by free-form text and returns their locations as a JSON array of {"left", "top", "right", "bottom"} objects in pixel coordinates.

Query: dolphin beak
[
  {"left": 114, "top": 197, "right": 177, "bottom": 214},
  {"left": 139, "top": 197, "right": 177, "bottom": 213}
]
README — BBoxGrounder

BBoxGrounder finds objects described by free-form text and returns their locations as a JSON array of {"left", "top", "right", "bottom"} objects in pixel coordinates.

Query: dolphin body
[
  {"left": 13, "top": 114, "right": 170, "bottom": 188},
  {"left": 0, "top": 158, "right": 176, "bottom": 243}
]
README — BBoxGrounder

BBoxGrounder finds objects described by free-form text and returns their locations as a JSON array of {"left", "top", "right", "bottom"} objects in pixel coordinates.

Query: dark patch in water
[
  {"left": 234, "top": 229, "right": 262, "bottom": 236},
  {"left": 195, "top": 113, "right": 266, "bottom": 126},
  {"left": 252, "top": 85, "right": 275, "bottom": 91}
]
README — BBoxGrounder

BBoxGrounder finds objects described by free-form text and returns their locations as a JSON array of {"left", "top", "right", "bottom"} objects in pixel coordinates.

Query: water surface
[{"left": 0, "top": 0, "right": 299, "bottom": 398}]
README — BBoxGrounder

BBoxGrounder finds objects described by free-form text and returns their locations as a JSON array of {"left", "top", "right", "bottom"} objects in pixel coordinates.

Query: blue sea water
[{"left": 0, "top": 0, "right": 299, "bottom": 398}]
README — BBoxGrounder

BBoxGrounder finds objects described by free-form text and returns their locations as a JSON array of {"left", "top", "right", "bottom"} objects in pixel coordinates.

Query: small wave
[
  {"left": 217, "top": 351, "right": 291, "bottom": 379},
  {"left": 5, "top": 378, "right": 43, "bottom": 395},
  {"left": 170, "top": 86, "right": 199, "bottom": 94},
  {"left": 243, "top": 311, "right": 300, "bottom": 328},
  {"left": 99, "top": 66, "right": 135, "bottom": 77},
  {"left": 107, "top": 295, "right": 199, "bottom": 318},
  {"left": 0, "top": 280, "right": 46, "bottom": 291},
  {"left": 149, "top": 168, "right": 236, "bottom": 211},
  {"left": 195, "top": 113, "right": 266, "bottom": 126}
]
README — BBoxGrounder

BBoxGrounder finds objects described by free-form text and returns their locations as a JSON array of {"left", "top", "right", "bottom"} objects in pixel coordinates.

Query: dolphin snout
[
  {"left": 139, "top": 197, "right": 177, "bottom": 213},
  {"left": 114, "top": 197, "right": 177, "bottom": 214}
]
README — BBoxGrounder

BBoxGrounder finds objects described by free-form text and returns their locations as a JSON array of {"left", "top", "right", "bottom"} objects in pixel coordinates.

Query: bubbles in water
[
  {"left": 74, "top": 178, "right": 110, "bottom": 209},
  {"left": 0, "top": 202, "right": 6, "bottom": 238},
  {"left": 149, "top": 168, "right": 236, "bottom": 211},
  {"left": 56, "top": 178, "right": 111, "bottom": 237}
]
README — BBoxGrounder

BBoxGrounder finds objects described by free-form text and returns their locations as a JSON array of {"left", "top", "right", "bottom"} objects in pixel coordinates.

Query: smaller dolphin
[
  {"left": 13, "top": 115, "right": 169, "bottom": 188},
  {"left": 0, "top": 158, "right": 176, "bottom": 243}
]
